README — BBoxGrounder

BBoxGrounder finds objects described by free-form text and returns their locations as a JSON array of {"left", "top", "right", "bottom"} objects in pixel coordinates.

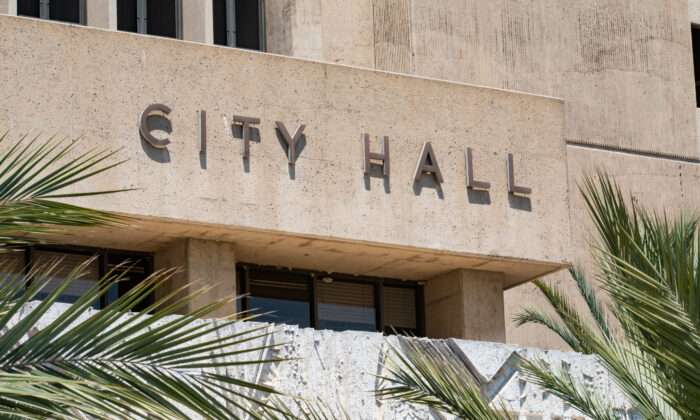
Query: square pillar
[
  {"left": 425, "top": 269, "right": 505, "bottom": 342},
  {"left": 154, "top": 238, "right": 237, "bottom": 319},
  {"left": 0, "top": 0, "right": 17, "bottom": 15},
  {"left": 86, "top": 0, "right": 116, "bottom": 29},
  {"left": 182, "top": 0, "right": 213, "bottom": 44}
]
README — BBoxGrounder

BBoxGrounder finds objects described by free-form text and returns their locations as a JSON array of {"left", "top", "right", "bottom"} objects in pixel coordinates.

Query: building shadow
[
  {"left": 467, "top": 189, "right": 490, "bottom": 205},
  {"left": 363, "top": 165, "right": 391, "bottom": 193},
  {"left": 413, "top": 175, "right": 444, "bottom": 199},
  {"left": 140, "top": 114, "right": 171, "bottom": 163},
  {"left": 508, "top": 194, "right": 532, "bottom": 211},
  {"left": 232, "top": 123, "right": 261, "bottom": 173}
]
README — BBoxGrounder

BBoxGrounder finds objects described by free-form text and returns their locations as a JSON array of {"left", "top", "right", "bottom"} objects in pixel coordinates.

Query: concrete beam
[
  {"left": 425, "top": 269, "right": 505, "bottom": 342},
  {"left": 154, "top": 238, "right": 237, "bottom": 318}
]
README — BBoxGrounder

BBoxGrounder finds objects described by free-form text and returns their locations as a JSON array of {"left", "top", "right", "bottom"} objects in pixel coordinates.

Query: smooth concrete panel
[
  {"left": 86, "top": 0, "right": 116, "bottom": 29},
  {"left": 504, "top": 145, "right": 700, "bottom": 350},
  {"left": 0, "top": 16, "right": 571, "bottom": 277},
  {"left": 265, "top": 0, "right": 696, "bottom": 156},
  {"left": 691, "top": 0, "right": 700, "bottom": 24},
  {"left": 426, "top": 269, "right": 505, "bottom": 342},
  {"left": 182, "top": 0, "right": 213, "bottom": 44}
]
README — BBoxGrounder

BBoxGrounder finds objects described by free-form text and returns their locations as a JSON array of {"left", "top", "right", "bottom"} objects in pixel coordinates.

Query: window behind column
[
  {"left": 692, "top": 25, "right": 700, "bottom": 108},
  {"left": 17, "top": 0, "right": 84, "bottom": 24},
  {"left": 213, "top": 0, "right": 265, "bottom": 51},
  {"left": 236, "top": 263, "right": 424, "bottom": 335},
  {"left": 117, "top": 0, "right": 181, "bottom": 39},
  {"left": 0, "top": 246, "right": 153, "bottom": 310}
]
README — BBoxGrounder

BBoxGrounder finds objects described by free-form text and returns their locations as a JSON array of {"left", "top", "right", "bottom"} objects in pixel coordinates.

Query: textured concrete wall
[
  {"left": 271, "top": 0, "right": 697, "bottom": 157},
  {"left": 17, "top": 301, "right": 640, "bottom": 419},
  {"left": 155, "top": 238, "right": 237, "bottom": 318},
  {"left": 505, "top": 146, "right": 700, "bottom": 349},
  {"left": 690, "top": 0, "right": 700, "bottom": 24},
  {"left": 425, "top": 269, "right": 505, "bottom": 342},
  {"left": 0, "top": 15, "right": 570, "bottom": 282}
]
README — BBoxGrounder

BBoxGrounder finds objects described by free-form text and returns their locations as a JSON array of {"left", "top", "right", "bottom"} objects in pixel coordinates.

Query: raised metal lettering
[
  {"left": 276, "top": 121, "right": 306, "bottom": 164},
  {"left": 414, "top": 142, "right": 444, "bottom": 183},
  {"left": 362, "top": 133, "right": 390, "bottom": 176},
  {"left": 233, "top": 115, "right": 261, "bottom": 158},
  {"left": 506, "top": 153, "right": 532, "bottom": 194},
  {"left": 139, "top": 103, "right": 172, "bottom": 148}
]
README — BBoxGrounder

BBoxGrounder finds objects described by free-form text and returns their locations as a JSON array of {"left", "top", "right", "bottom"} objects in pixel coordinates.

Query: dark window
[
  {"left": 237, "top": 263, "right": 424, "bottom": 335},
  {"left": 213, "top": 0, "right": 264, "bottom": 51},
  {"left": 117, "top": 0, "right": 180, "bottom": 39},
  {"left": 17, "top": 0, "right": 84, "bottom": 24},
  {"left": 117, "top": 0, "right": 138, "bottom": 32},
  {"left": 693, "top": 26, "right": 700, "bottom": 107},
  {"left": 0, "top": 245, "right": 153, "bottom": 310},
  {"left": 17, "top": 0, "right": 40, "bottom": 18}
]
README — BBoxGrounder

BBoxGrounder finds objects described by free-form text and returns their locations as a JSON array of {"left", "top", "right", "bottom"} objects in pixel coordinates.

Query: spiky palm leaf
[
  {"left": 0, "top": 132, "right": 126, "bottom": 247},
  {"left": 0, "top": 132, "right": 335, "bottom": 419},
  {"left": 0, "top": 258, "right": 299, "bottom": 419},
  {"left": 379, "top": 171, "right": 700, "bottom": 420},
  {"left": 376, "top": 336, "right": 511, "bottom": 420}
]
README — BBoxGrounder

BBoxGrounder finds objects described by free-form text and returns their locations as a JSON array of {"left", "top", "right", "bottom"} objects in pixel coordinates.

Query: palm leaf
[
  {"left": 0, "top": 260, "right": 290, "bottom": 419},
  {"left": 376, "top": 335, "right": 511, "bottom": 420},
  {"left": 0, "top": 132, "right": 128, "bottom": 247}
]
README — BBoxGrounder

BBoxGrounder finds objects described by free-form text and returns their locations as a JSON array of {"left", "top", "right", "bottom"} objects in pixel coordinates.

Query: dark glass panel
[
  {"left": 213, "top": 0, "right": 227, "bottom": 46},
  {"left": 17, "top": 0, "right": 40, "bottom": 17},
  {"left": 247, "top": 270, "right": 310, "bottom": 327},
  {"left": 107, "top": 251, "right": 152, "bottom": 311},
  {"left": 49, "top": 0, "right": 80, "bottom": 23},
  {"left": 317, "top": 279, "right": 376, "bottom": 332},
  {"left": 235, "top": 0, "right": 260, "bottom": 50},
  {"left": 147, "top": 0, "right": 177, "bottom": 38},
  {"left": 383, "top": 286, "right": 417, "bottom": 334},
  {"left": 117, "top": 0, "right": 138, "bottom": 32},
  {"left": 692, "top": 27, "right": 700, "bottom": 107}
]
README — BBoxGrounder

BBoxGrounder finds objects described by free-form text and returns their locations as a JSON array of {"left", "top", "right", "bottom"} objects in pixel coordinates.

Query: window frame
[
  {"left": 236, "top": 262, "right": 425, "bottom": 336},
  {"left": 7, "top": 244, "right": 154, "bottom": 309},
  {"left": 214, "top": 0, "right": 266, "bottom": 51},
  {"left": 118, "top": 0, "right": 183, "bottom": 39},
  {"left": 17, "top": 0, "right": 87, "bottom": 25}
]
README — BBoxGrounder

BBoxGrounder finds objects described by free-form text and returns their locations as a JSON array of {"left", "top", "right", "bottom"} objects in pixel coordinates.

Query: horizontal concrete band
[{"left": 0, "top": 15, "right": 570, "bottom": 285}]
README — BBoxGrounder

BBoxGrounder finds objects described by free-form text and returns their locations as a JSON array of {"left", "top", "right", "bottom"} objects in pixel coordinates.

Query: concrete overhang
[{"left": 49, "top": 217, "right": 568, "bottom": 289}]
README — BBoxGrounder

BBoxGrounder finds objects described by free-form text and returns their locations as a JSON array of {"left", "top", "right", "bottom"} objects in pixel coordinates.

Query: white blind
[
  {"left": 33, "top": 251, "right": 100, "bottom": 303},
  {"left": 383, "top": 286, "right": 417, "bottom": 329},
  {"left": 316, "top": 280, "right": 375, "bottom": 324}
]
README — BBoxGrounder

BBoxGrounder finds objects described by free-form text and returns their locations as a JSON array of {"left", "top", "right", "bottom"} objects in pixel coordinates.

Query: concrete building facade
[{"left": 0, "top": 0, "right": 699, "bottom": 351}]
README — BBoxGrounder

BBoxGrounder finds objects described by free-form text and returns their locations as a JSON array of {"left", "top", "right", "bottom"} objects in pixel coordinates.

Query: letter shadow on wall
[
  {"left": 467, "top": 189, "right": 490, "bottom": 205},
  {"left": 275, "top": 130, "right": 307, "bottom": 180},
  {"left": 363, "top": 165, "right": 391, "bottom": 193},
  {"left": 140, "top": 115, "right": 172, "bottom": 163},
  {"left": 232, "top": 123, "right": 261, "bottom": 173},
  {"left": 413, "top": 176, "right": 444, "bottom": 199},
  {"left": 508, "top": 194, "right": 532, "bottom": 212}
]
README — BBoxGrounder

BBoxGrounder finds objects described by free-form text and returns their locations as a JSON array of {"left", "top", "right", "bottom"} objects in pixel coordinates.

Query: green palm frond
[
  {"left": 517, "top": 356, "right": 618, "bottom": 420},
  {"left": 0, "top": 132, "right": 128, "bottom": 247},
  {"left": 0, "top": 260, "right": 288, "bottom": 419},
  {"left": 376, "top": 336, "right": 511, "bottom": 420}
]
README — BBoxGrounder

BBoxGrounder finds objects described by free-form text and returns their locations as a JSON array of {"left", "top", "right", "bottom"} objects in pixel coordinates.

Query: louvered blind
[
  {"left": 317, "top": 280, "right": 375, "bottom": 331},
  {"left": 32, "top": 251, "right": 100, "bottom": 304},
  {"left": 383, "top": 286, "right": 417, "bottom": 329}
]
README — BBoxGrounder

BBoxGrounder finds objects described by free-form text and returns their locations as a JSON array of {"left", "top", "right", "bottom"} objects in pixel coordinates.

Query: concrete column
[
  {"left": 424, "top": 269, "right": 505, "bottom": 342},
  {"left": 0, "top": 0, "right": 17, "bottom": 15},
  {"left": 154, "top": 238, "right": 237, "bottom": 319},
  {"left": 182, "top": 0, "right": 213, "bottom": 44},
  {"left": 87, "top": 0, "right": 116, "bottom": 29}
]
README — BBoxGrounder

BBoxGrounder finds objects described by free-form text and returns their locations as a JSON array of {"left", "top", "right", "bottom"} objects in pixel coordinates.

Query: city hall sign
[{"left": 139, "top": 103, "right": 532, "bottom": 195}]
